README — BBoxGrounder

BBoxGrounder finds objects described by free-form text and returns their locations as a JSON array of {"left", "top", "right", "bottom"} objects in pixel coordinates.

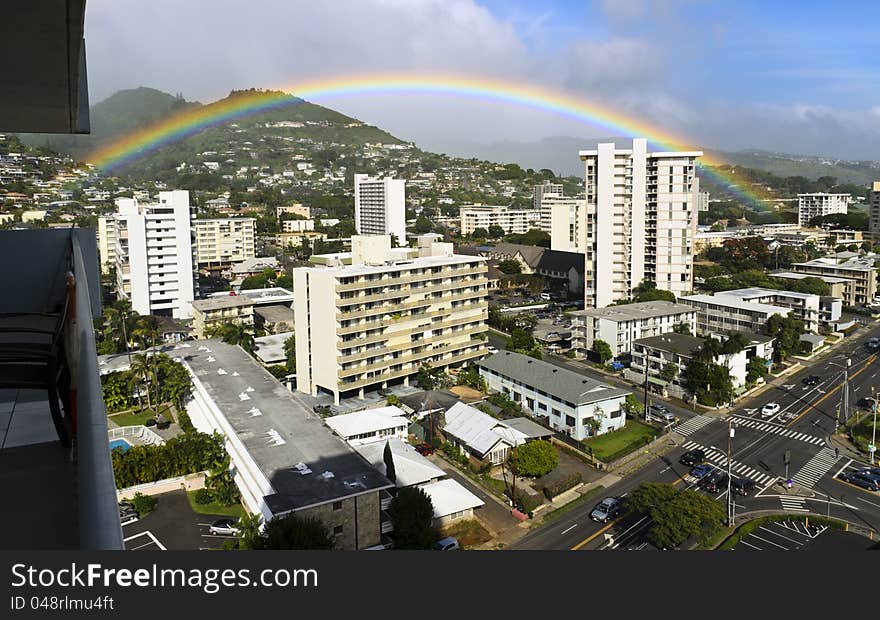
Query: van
[{"left": 540, "top": 293, "right": 551, "bottom": 301}]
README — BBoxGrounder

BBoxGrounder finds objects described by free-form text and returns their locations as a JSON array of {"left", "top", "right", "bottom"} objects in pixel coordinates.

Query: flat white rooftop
[{"left": 680, "top": 294, "right": 791, "bottom": 315}]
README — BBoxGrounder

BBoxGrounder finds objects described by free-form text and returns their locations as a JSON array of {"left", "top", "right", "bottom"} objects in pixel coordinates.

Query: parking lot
[
  {"left": 732, "top": 519, "right": 876, "bottom": 550},
  {"left": 121, "top": 489, "right": 241, "bottom": 551}
]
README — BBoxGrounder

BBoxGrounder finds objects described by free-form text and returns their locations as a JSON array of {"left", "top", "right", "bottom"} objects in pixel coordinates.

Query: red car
[{"left": 414, "top": 443, "right": 434, "bottom": 456}]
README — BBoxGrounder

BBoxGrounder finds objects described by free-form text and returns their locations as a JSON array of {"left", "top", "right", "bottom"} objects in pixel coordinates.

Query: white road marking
[
  {"left": 748, "top": 533, "right": 788, "bottom": 550},
  {"left": 123, "top": 530, "right": 166, "bottom": 551},
  {"left": 739, "top": 539, "right": 762, "bottom": 550},
  {"left": 561, "top": 524, "right": 577, "bottom": 535},
  {"left": 855, "top": 496, "right": 880, "bottom": 509},
  {"left": 760, "top": 525, "right": 802, "bottom": 545}
]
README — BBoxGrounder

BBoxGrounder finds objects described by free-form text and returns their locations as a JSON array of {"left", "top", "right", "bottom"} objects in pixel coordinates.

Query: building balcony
[{"left": 0, "top": 229, "right": 122, "bottom": 550}]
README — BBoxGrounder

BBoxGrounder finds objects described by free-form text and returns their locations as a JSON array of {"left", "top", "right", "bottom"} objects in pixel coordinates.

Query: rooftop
[
  {"left": 354, "top": 437, "right": 445, "bottom": 488},
  {"left": 324, "top": 406, "right": 409, "bottom": 439},
  {"left": 679, "top": 294, "right": 791, "bottom": 315},
  {"left": 231, "top": 256, "right": 279, "bottom": 274},
  {"left": 633, "top": 333, "right": 706, "bottom": 355},
  {"left": 297, "top": 252, "right": 484, "bottom": 278},
  {"left": 443, "top": 402, "right": 527, "bottom": 456},
  {"left": 192, "top": 295, "right": 254, "bottom": 312},
  {"left": 771, "top": 271, "right": 853, "bottom": 284},
  {"left": 178, "top": 341, "right": 393, "bottom": 513},
  {"left": 418, "top": 478, "right": 484, "bottom": 519},
  {"left": 794, "top": 258, "right": 875, "bottom": 272},
  {"left": 253, "top": 331, "right": 294, "bottom": 366},
  {"left": 717, "top": 287, "right": 817, "bottom": 301},
  {"left": 477, "top": 351, "right": 630, "bottom": 406},
  {"left": 571, "top": 300, "right": 696, "bottom": 322},
  {"left": 253, "top": 304, "right": 294, "bottom": 324}
]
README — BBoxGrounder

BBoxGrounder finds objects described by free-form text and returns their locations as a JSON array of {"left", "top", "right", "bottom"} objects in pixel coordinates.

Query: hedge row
[{"left": 543, "top": 473, "right": 583, "bottom": 500}]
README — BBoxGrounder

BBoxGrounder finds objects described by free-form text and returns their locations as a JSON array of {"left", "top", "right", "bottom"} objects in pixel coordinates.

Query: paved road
[{"left": 511, "top": 323, "right": 880, "bottom": 550}]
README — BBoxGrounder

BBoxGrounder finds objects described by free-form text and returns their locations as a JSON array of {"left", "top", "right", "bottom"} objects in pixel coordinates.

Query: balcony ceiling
[{"left": 0, "top": 0, "right": 89, "bottom": 133}]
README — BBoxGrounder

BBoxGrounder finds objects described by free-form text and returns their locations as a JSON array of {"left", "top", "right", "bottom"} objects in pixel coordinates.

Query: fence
[{"left": 108, "top": 425, "right": 165, "bottom": 446}]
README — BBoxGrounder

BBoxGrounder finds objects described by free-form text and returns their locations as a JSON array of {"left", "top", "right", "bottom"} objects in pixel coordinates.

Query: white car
[
  {"left": 209, "top": 518, "right": 239, "bottom": 536},
  {"left": 760, "top": 403, "right": 781, "bottom": 417},
  {"left": 486, "top": 346, "right": 499, "bottom": 354}
]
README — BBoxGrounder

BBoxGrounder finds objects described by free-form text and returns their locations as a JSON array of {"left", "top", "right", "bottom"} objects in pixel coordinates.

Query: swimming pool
[{"left": 109, "top": 438, "right": 132, "bottom": 453}]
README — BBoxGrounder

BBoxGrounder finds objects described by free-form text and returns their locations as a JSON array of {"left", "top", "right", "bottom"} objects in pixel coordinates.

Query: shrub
[
  {"left": 131, "top": 492, "right": 157, "bottom": 517},
  {"left": 511, "top": 440, "right": 558, "bottom": 477},
  {"left": 542, "top": 473, "right": 583, "bottom": 500},
  {"left": 194, "top": 488, "right": 214, "bottom": 505},
  {"left": 509, "top": 488, "right": 542, "bottom": 514}
]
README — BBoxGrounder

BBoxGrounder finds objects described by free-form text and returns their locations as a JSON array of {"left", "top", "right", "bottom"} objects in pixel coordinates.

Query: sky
[{"left": 85, "top": 0, "right": 880, "bottom": 160}]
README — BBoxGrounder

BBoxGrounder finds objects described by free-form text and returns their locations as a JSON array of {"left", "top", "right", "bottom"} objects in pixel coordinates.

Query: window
[
  {"left": 566, "top": 415, "right": 576, "bottom": 427},
  {"left": 333, "top": 525, "right": 343, "bottom": 535},
  {"left": 332, "top": 501, "right": 343, "bottom": 511}
]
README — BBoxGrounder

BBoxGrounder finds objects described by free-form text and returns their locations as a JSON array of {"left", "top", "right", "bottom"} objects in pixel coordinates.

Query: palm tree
[
  {"left": 209, "top": 322, "right": 255, "bottom": 354},
  {"left": 129, "top": 353, "right": 155, "bottom": 411}
]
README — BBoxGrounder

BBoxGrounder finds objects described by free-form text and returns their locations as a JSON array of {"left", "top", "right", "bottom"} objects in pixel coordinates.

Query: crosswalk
[
  {"left": 780, "top": 497, "right": 809, "bottom": 513},
  {"left": 730, "top": 416, "right": 826, "bottom": 446},
  {"left": 791, "top": 447, "right": 840, "bottom": 489},
  {"left": 681, "top": 440, "right": 776, "bottom": 486},
  {"left": 673, "top": 415, "right": 716, "bottom": 437}
]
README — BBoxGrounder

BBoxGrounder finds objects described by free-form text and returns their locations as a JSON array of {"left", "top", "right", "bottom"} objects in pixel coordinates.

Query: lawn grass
[
  {"left": 438, "top": 519, "right": 492, "bottom": 548},
  {"left": 186, "top": 491, "right": 246, "bottom": 518},
  {"left": 478, "top": 475, "right": 509, "bottom": 497},
  {"left": 581, "top": 420, "right": 660, "bottom": 462},
  {"left": 108, "top": 404, "right": 175, "bottom": 428}
]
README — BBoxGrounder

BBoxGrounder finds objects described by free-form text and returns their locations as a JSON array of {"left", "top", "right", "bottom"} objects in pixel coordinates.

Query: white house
[
  {"left": 442, "top": 402, "right": 530, "bottom": 465},
  {"left": 418, "top": 479, "right": 485, "bottom": 527},
  {"left": 324, "top": 406, "right": 410, "bottom": 446}
]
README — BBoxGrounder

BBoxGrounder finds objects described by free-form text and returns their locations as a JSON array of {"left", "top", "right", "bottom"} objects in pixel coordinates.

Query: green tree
[
  {"left": 765, "top": 314, "right": 806, "bottom": 363},
  {"left": 235, "top": 513, "right": 263, "bottom": 550},
  {"left": 672, "top": 322, "right": 692, "bottom": 335},
  {"left": 660, "top": 362, "right": 678, "bottom": 383},
  {"left": 471, "top": 227, "right": 489, "bottom": 239},
  {"left": 383, "top": 440, "right": 396, "bottom": 485},
  {"left": 413, "top": 215, "right": 434, "bottom": 234},
  {"left": 497, "top": 259, "right": 522, "bottom": 275},
  {"left": 746, "top": 356, "right": 769, "bottom": 384},
  {"left": 507, "top": 328, "right": 542, "bottom": 359},
  {"left": 389, "top": 486, "right": 435, "bottom": 549},
  {"left": 510, "top": 440, "right": 558, "bottom": 477},
  {"left": 283, "top": 334, "right": 296, "bottom": 372},
  {"left": 487, "top": 224, "right": 505, "bottom": 238},
  {"left": 207, "top": 322, "right": 256, "bottom": 354},
  {"left": 623, "top": 393, "right": 644, "bottom": 416},
  {"left": 592, "top": 339, "right": 613, "bottom": 364},
  {"left": 256, "top": 514, "right": 335, "bottom": 550},
  {"left": 632, "top": 279, "right": 676, "bottom": 303},
  {"left": 624, "top": 483, "right": 725, "bottom": 549}
]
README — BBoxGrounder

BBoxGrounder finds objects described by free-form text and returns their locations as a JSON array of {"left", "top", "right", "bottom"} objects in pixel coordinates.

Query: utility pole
[
  {"left": 643, "top": 346, "right": 650, "bottom": 420},
  {"left": 727, "top": 421, "right": 735, "bottom": 527},
  {"left": 843, "top": 358, "right": 851, "bottom": 426},
  {"left": 872, "top": 387, "right": 878, "bottom": 466}
]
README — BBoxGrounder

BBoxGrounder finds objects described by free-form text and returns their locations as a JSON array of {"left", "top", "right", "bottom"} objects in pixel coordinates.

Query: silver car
[{"left": 590, "top": 497, "right": 621, "bottom": 523}]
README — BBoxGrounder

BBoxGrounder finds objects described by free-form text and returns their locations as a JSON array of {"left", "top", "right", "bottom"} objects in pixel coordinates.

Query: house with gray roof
[{"left": 476, "top": 351, "right": 630, "bottom": 440}]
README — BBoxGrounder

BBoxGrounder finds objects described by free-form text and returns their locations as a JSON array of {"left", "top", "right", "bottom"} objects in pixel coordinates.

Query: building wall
[
  {"left": 791, "top": 263, "right": 877, "bottom": 306},
  {"left": 679, "top": 296, "right": 789, "bottom": 336},
  {"left": 296, "top": 492, "right": 382, "bottom": 551},
  {"left": 573, "top": 309, "right": 698, "bottom": 357},
  {"left": 798, "top": 193, "right": 850, "bottom": 226},
  {"left": 194, "top": 218, "right": 255, "bottom": 266},
  {"left": 459, "top": 206, "right": 538, "bottom": 236},
  {"left": 281, "top": 218, "right": 315, "bottom": 233},
  {"left": 354, "top": 174, "right": 406, "bottom": 243},
  {"left": 870, "top": 182, "right": 880, "bottom": 234}
]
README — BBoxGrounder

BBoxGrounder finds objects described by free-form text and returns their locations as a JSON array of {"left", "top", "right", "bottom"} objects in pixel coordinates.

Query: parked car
[
  {"left": 689, "top": 463, "right": 715, "bottom": 480},
  {"left": 433, "top": 536, "right": 460, "bottom": 550},
  {"left": 839, "top": 471, "right": 880, "bottom": 491},
  {"left": 209, "top": 518, "right": 240, "bottom": 536},
  {"left": 647, "top": 404, "right": 675, "bottom": 424},
  {"left": 802, "top": 375, "right": 821, "bottom": 386},
  {"left": 730, "top": 477, "right": 757, "bottom": 496},
  {"left": 414, "top": 443, "right": 434, "bottom": 456},
  {"left": 118, "top": 507, "right": 138, "bottom": 521},
  {"left": 761, "top": 403, "right": 781, "bottom": 417},
  {"left": 679, "top": 449, "right": 705, "bottom": 467},
  {"left": 590, "top": 497, "right": 622, "bottom": 523},
  {"left": 486, "top": 346, "right": 499, "bottom": 354},
  {"left": 377, "top": 388, "right": 392, "bottom": 397},
  {"left": 857, "top": 469, "right": 880, "bottom": 485},
  {"left": 701, "top": 471, "right": 729, "bottom": 493}
]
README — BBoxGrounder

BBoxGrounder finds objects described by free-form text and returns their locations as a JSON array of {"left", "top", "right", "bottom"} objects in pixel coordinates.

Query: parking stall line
[
  {"left": 738, "top": 539, "right": 762, "bottom": 550},
  {"left": 747, "top": 533, "right": 788, "bottom": 550},
  {"left": 759, "top": 525, "right": 803, "bottom": 546}
]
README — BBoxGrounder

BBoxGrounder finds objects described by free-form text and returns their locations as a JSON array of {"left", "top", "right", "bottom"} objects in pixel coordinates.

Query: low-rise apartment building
[
  {"left": 791, "top": 257, "right": 878, "bottom": 306},
  {"left": 281, "top": 218, "right": 315, "bottom": 233},
  {"left": 569, "top": 300, "right": 697, "bottom": 358},
  {"left": 191, "top": 295, "right": 255, "bottom": 338},
  {"left": 679, "top": 294, "right": 791, "bottom": 337},
  {"left": 324, "top": 406, "right": 410, "bottom": 446},
  {"left": 477, "top": 351, "right": 630, "bottom": 440},
  {"left": 771, "top": 271, "right": 853, "bottom": 303},
  {"left": 459, "top": 204, "right": 540, "bottom": 236},
  {"left": 714, "top": 287, "right": 821, "bottom": 332},
  {"left": 293, "top": 235, "right": 488, "bottom": 404}
]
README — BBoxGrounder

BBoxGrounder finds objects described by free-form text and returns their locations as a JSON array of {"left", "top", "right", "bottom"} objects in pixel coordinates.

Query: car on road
[
  {"left": 761, "top": 403, "right": 781, "bottom": 417},
  {"left": 839, "top": 471, "right": 880, "bottom": 491},
  {"left": 802, "top": 375, "right": 821, "bottom": 386},
  {"left": 730, "top": 477, "right": 757, "bottom": 496},
  {"left": 680, "top": 449, "right": 706, "bottom": 467},
  {"left": 209, "top": 518, "right": 240, "bottom": 536},
  {"left": 700, "top": 469, "right": 728, "bottom": 493},
  {"left": 414, "top": 443, "right": 434, "bottom": 456},
  {"left": 860, "top": 467, "right": 880, "bottom": 477},
  {"left": 590, "top": 497, "right": 622, "bottom": 523},
  {"left": 647, "top": 404, "right": 675, "bottom": 424},
  {"left": 867, "top": 338, "right": 880, "bottom": 351},
  {"left": 486, "top": 346, "right": 499, "bottom": 354},
  {"left": 689, "top": 463, "right": 715, "bottom": 480},
  {"left": 433, "top": 536, "right": 460, "bottom": 550}
]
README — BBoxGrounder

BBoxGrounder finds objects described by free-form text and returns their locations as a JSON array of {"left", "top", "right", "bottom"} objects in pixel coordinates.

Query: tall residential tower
[{"left": 354, "top": 174, "right": 406, "bottom": 244}]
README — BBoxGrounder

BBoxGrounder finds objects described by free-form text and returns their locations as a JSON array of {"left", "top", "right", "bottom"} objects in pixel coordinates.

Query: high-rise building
[
  {"left": 193, "top": 217, "right": 255, "bottom": 267},
  {"left": 533, "top": 181, "right": 564, "bottom": 210},
  {"left": 354, "top": 174, "right": 406, "bottom": 243},
  {"left": 798, "top": 193, "right": 850, "bottom": 226},
  {"left": 696, "top": 191, "right": 710, "bottom": 212},
  {"left": 869, "top": 182, "right": 880, "bottom": 234},
  {"left": 293, "top": 235, "right": 488, "bottom": 404},
  {"left": 113, "top": 190, "right": 196, "bottom": 319},
  {"left": 97, "top": 215, "right": 117, "bottom": 274},
  {"left": 579, "top": 138, "right": 702, "bottom": 308}
]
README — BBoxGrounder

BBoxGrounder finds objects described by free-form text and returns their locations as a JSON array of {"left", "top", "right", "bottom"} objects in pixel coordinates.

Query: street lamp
[
  {"left": 871, "top": 387, "right": 878, "bottom": 466},
  {"left": 827, "top": 358, "right": 851, "bottom": 431}
]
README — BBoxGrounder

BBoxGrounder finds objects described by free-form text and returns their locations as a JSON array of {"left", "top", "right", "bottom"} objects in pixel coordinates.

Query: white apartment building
[
  {"left": 540, "top": 194, "right": 587, "bottom": 253},
  {"left": 354, "top": 173, "right": 406, "bottom": 243},
  {"left": 97, "top": 215, "right": 117, "bottom": 274},
  {"left": 276, "top": 204, "right": 311, "bottom": 219},
  {"left": 193, "top": 217, "right": 255, "bottom": 267},
  {"left": 293, "top": 235, "right": 488, "bottom": 404},
  {"left": 715, "top": 287, "right": 821, "bottom": 332},
  {"left": 870, "top": 182, "right": 880, "bottom": 234},
  {"left": 280, "top": 218, "right": 315, "bottom": 233},
  {"left": 678, "top": 293, "right": 790, "bottom": 337},
  {"left": 791, "top": 257, "right": 878, "bottom": 306},
  {"left": 696, "top": 191, "right": 710, "bottom": 212},
  {"left": 533, "top": 181, "right": 564, "bottom": 210},
  {"left": 569, "top": 300, "right": 698, "bottom": 358},
  {"left": 798, "top": 193, "right": 851, "bottom": 226},
  {"left": 579, "top": 138, "right": 702, "bottom": 309},
  {"left": 113, "top": 190, "right": 195, "bottom": 319},
  {"left": 459, "top": 204, "right": 539, "bottom": 236},
  {"left": 477, "top": 351, "right": 630, "bottom": 441}
]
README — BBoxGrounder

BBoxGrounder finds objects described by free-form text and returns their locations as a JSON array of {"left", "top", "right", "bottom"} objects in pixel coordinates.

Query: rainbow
[{"left": 87, "top": 73, "right": 767, "bottom": 208}]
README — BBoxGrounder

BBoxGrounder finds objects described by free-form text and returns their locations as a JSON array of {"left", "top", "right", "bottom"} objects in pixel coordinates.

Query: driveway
[{"left": 427, "top": 454, "right": 520, "bottom": 536}]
